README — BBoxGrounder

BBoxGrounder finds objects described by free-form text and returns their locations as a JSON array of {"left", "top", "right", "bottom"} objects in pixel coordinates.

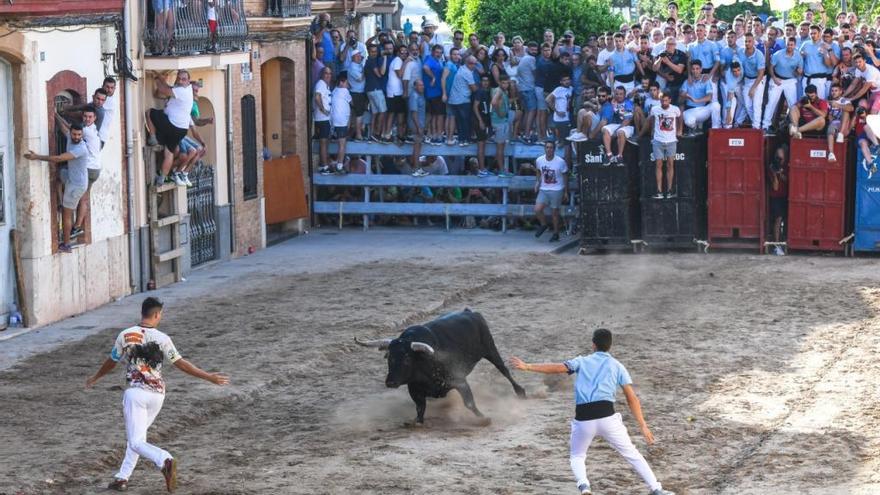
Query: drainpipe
[
  {"left": 124, "top": 0, "right": 140, "bottom": 292},
  {"left": 226, "top": 65, "right": 235, "bottom": 255}
]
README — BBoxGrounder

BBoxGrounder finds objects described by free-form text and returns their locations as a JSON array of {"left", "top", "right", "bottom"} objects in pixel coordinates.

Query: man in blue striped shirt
[{"left": 511, "top": 329, "right": 674, "bottom": 495}]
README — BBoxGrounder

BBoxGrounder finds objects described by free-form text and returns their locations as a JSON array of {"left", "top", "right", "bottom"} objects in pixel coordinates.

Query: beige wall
[{"left": 0, "top": 26, "right": 132, "bottom": 326}]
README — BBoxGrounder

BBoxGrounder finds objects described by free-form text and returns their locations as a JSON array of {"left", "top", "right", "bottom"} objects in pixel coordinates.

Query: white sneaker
[
  {"left": 649, "top": 490, "right": 676, "bottom": 495},
  {"left": 836, "top": 132, "right": 844, "bottom": 143},
  {"left": 411, "top": 168, "right": 430, "bottom": 177},
  {"left": 172, "top": 172, "right": 187, "bottom": 186},
  {"left": 577, "top": 482, "right": 592, "bottom": 494},
  {"left": 566, "top": 131, "right": 588, "bottom": 142},
  {"left": 789, "top": 124, "right": 802, "bottom": 139},
  {"left": 182, "top": 172, "right": 193, "bottom": 187},
  {"left": 774, "top": 245, "right": 785, "bottom": 256},
  {"left": 828, "top": 151, "right": 837, "bottom": 163}
]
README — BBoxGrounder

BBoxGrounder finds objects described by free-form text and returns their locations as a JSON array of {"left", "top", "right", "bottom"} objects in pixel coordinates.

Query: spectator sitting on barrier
[
  {"left": 789, "top": 84, "right": 828, "bottom": 142},
  {"left": 534, "top": 140, "right": 568, "bottom": 243},
  {"left": 601, "top": 86, "right": 635, "bottom": 164},
  {"left": 568, "top": 88, "right": 599, "bottom": 142},
  {"left": 330, "top": 72, "right": 352, "bottom": 174},
  {"left": 314, "top": 67, "right": 333, "bottom": 175},
  {"left": 767, "top": 144, "right": 789, "bottom": 256},
  {"left": 854, "top": 106, "right": 879, "bottom": 178},
  {"left": 679, "top": 60, "right": 721, "bottom": 133},
  {"left": 24, "top": 124, "right": 89, "bottom": 253},
  {"left": 473, "top": 74, "right": 493, "bottom": 175},
  {"left": 826, "top": 83, "right": 853, "bottom": 162},
  {"left": 847, "top": 53, "right": 880, "bottom": 113},
  {"left": 649, "top": 91, "right": 682, "bottom": 199}
]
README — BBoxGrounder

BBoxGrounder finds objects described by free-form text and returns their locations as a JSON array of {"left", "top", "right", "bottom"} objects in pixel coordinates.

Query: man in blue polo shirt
[
  {"left": 510, "top": 329, "right": 674, "bottom": 495},
  {"left": 688, "top": 23, "right": 720, "bottom": 83},
  {"left": 609, "top": 32, "right": 638, "bottom": 94},
  {"left": 680, "top": 60, "right": 721, "bottom": 133},
  {"left": 763, "top": 36, "right": 804, "bottom": 130},
  {"left": 800, "top": 25, "right": 836, "bottom": 99},
  {"left": 737, "top": 33, "right": 766, "bottom": 129}
]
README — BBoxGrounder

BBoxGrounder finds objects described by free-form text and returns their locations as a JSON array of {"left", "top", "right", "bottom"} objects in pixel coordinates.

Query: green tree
[{"left": 444, "top": 0, "right": 622, "bottom": 44}]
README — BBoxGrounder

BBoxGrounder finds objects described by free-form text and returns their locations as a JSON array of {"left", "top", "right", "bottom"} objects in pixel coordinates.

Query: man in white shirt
[
  {"left": 99, "top": 77, "right": 118, "bottom": 144},
  {"left": 146, "top": 70, "right": 194, "bottom": 186},
  {"left": 546, "top": 75, "right": 574, "bottom": 164},
  {"left": 848, "top": 53, "right": 880, "bottom": 112},
  {"left": 533, "top": 140, "right": 568, "bottom": 243},
  {"left": 314, "top": 67, "right": 333, "bottom": 174},
  {"left": 649, "top": 92, "right": 682, "bottom": 199},
  {"left": 86, "top": 297, "right": 229, "bottom": 493},
  {"left": 385, "top": 45, "right": 408, "bottom": 143},
  {"left": 330, "top": 73, "right": 352, "bottom": 173}
]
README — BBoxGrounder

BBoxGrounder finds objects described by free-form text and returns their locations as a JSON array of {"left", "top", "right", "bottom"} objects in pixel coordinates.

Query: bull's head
[{"left": 354, "top": 336, "right": 435, "bottom": 388}]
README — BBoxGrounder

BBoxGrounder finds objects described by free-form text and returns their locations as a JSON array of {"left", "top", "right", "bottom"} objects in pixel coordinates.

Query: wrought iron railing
[
  {"left": 266, "top": 0, "right": 311, "bottom": 17},
  {"left": 145, "top": 0, "right": 248, "bottom": 56},
  {"left": 187, "top": 162, "right": 217, "bottom": 266}
]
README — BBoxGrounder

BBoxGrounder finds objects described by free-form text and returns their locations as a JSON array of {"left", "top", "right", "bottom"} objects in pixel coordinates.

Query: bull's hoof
[
  {"left": 515, "top": 387, "right": 527, "bottom": 399},
  {"left": 474, "top": 416, "right": 492, "bottom": 427}
]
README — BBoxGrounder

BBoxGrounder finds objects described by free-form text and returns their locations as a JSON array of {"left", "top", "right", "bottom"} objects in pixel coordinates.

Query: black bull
[{"left": 355, "top": 309, "right": 526, "bottom": 424}]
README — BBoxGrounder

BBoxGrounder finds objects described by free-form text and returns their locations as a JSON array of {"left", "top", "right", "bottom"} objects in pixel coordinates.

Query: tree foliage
[{"left": 443, "top": 0, "right": 622, "bottom": 44}]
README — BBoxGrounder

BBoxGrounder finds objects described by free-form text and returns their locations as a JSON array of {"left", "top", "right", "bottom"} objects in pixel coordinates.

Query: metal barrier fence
[
  {"left": 145, "top": 0, "right": 248, "bottom": 56},
  {"left": 266, "top": 0, "right": 311, "bottom": 17},
  {"left": 187, "top": 163, "right": 217, "bottom": 266}
]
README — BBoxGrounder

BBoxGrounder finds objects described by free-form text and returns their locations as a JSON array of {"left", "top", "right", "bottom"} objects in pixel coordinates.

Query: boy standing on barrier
[
  {"left": 510, "top": 328, "right": 675, "bottom": 495},
  {"left": 533, "top": 140, "right": 568, "bottom": 243},
  {"left": 649, "top": 92, "right": 682, "bottom": 199}
]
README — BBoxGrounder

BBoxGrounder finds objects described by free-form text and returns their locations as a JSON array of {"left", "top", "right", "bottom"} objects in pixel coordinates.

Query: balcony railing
[
  {"left": 265, "top": 0, "right": 311, "bottom": 17},
  {"left": 145, "top": 0, "right": 248, "bottom": 56}
]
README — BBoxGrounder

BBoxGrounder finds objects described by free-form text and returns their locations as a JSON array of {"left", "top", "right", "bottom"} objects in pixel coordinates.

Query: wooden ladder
[{"left": 149, "top": 181, "right": 185, "bottom": 289}]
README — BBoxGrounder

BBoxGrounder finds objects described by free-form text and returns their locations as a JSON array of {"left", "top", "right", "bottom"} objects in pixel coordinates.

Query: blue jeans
[{"left": 451, "top": 103, "right": 472, "bottom": 143}]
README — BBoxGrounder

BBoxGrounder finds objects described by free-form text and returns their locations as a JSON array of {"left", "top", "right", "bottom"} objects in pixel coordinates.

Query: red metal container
[
  {"left": 707, "top": 128, "right": 766, "bottom": 250},
  {"left": 787, "top": 137, "right": 852, "bottom": 252}
]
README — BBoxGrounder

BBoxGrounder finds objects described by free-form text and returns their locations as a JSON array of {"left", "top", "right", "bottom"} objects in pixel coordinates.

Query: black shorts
[
  {"left": 149, "top": 108, "right": 188, "bottom": 152},
  {"left": 769, "top": 197, "right": 787, "bottom": 221},
  {"left": 352, "top": 92, "right": 368, "bottom": 117},
  {"left": 474, "top": 123, "right": 489, "bottom": 141},
  {"left": 427, "top": 97, "right": 445, "bottom": 115},
  {"left": 314, "top": 120, "right": 331, "bottom": 139},
  {"left": 386, "top": 95, "right": 406, "bottom": 114}
]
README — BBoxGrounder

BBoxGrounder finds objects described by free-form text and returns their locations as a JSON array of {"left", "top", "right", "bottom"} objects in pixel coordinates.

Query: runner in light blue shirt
[
  {"left": 687, "top": 24, "right": 720, "bottom": 80},
  {"left": 770, "top": 43, "right": 804, "bottom": 79},
  {"left": 510, "top": 329, "right": 674, "bottom": 495},
  {"left": 736, "top": 44, "right": 765, "bottom": 79}
]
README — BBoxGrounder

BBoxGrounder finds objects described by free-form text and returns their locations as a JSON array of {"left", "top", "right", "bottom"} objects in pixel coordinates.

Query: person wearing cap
[
  {"left": 422, "top": 19, "right": 444, "bottom": 50},
  {"left": 763, "top": 36, "right": 803, "bottom": 131},
  {"left": 558, "top": 30, "right": 581, "bottom": 57},
  {"left": 510, "top": 328, "right": 676, "bottom": 495},
  {"left": 736, "top": 33, "right": 766, "bottom": 129},
  {"left": 86, "top": 297, "right": 230, "bottom": 493}
]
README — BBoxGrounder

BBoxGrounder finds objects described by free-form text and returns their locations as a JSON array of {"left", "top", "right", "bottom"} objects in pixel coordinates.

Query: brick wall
[
  {"left": 230, "top": 58, "right": 265, "bottom": 256},
  {"left": 257, "top": 39, "right": 311, "bottom": 215}
]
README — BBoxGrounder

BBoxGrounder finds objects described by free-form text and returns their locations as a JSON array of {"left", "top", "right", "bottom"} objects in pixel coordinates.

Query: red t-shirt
[{"left": 798, "top": 98, "right": 829, "bottom": 123}]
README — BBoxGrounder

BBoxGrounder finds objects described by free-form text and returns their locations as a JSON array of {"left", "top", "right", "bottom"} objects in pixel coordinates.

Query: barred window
[{"left": 241, "top": 94, "right": 258, "bottom": 200}]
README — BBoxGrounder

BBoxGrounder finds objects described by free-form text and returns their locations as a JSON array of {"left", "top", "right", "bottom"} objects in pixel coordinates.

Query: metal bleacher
[{"left": 313, "top": 140, "right": 577, "bottom": 232}]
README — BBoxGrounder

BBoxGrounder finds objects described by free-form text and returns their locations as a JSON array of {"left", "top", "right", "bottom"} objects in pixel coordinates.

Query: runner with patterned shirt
[
  {"left": 649, "top": 91, "right": 682, "bottom": 199},
  {"left": 86, "top": 297, "right": 230, "bottom": 492}
]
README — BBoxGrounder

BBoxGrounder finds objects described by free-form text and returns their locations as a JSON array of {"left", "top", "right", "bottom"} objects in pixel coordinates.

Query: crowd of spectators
[
  {"left": 312, "top": 5, "right": 880, "bottom": 240},
  {"left": 23, "top": 77, "right": 118, "bottom": 253}
]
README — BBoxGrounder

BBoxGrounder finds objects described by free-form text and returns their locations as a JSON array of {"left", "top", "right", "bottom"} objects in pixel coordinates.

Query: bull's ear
[{"left": 410, "top": 342, "right": 435, "bottom": 355}]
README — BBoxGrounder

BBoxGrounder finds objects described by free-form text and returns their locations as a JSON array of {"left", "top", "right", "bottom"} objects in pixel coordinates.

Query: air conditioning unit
[{"left": 101, "top": 26, "right": 118, "bottom": 55}]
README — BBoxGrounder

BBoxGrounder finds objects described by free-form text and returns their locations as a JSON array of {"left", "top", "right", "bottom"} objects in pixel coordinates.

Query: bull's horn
[
  {"left": 354, "top": 337, "right": 393, "bottom": 350},
  {"left": 410, "top": 342, "right": 435, "bottom": 355}
]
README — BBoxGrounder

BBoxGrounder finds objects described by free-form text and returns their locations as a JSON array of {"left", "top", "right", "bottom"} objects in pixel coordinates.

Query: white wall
[{"left": 29, "top": 28, "right": 126, "bottom": 250}]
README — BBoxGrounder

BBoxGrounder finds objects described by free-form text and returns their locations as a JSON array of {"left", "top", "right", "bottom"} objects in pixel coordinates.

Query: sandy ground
[{"left": 1, "top": 251, "right": 879, "bottom": 495}]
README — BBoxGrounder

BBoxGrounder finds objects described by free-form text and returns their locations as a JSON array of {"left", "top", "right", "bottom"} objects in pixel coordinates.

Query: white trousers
[
  {"left": 683, "top": 102, "right": 721, "bottom": 130},
  {"left": 114, "top": 387, "right": 172, "bottom": 481},
  {"left": 612, "top": 79, "right": 635, "bottom": 94},
  {"left": 743, "top": 77, "right": 765, "bottom": 129},
  {"left": 570, "top": 413, "right": 662, "bottom": 491},
  {"left": 721, "top": 82, "right": 746, "bottom": 125},
  {"left": 805, "top": 76, "right": 829, "bottom": 100},
  {"left": 763, "top": 78, "right": 798, "bottom": 129}
]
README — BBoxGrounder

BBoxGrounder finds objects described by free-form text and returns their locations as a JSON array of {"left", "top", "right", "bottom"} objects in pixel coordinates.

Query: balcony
[
  {"left": 144, "top": 0, "right": 249, "bottom": 57},
  {"left": 247, "top": 0, "right": 313, "bottom": 33},
  {"left": 311, "top": 0, "right": 397, "bottom": 14}
]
